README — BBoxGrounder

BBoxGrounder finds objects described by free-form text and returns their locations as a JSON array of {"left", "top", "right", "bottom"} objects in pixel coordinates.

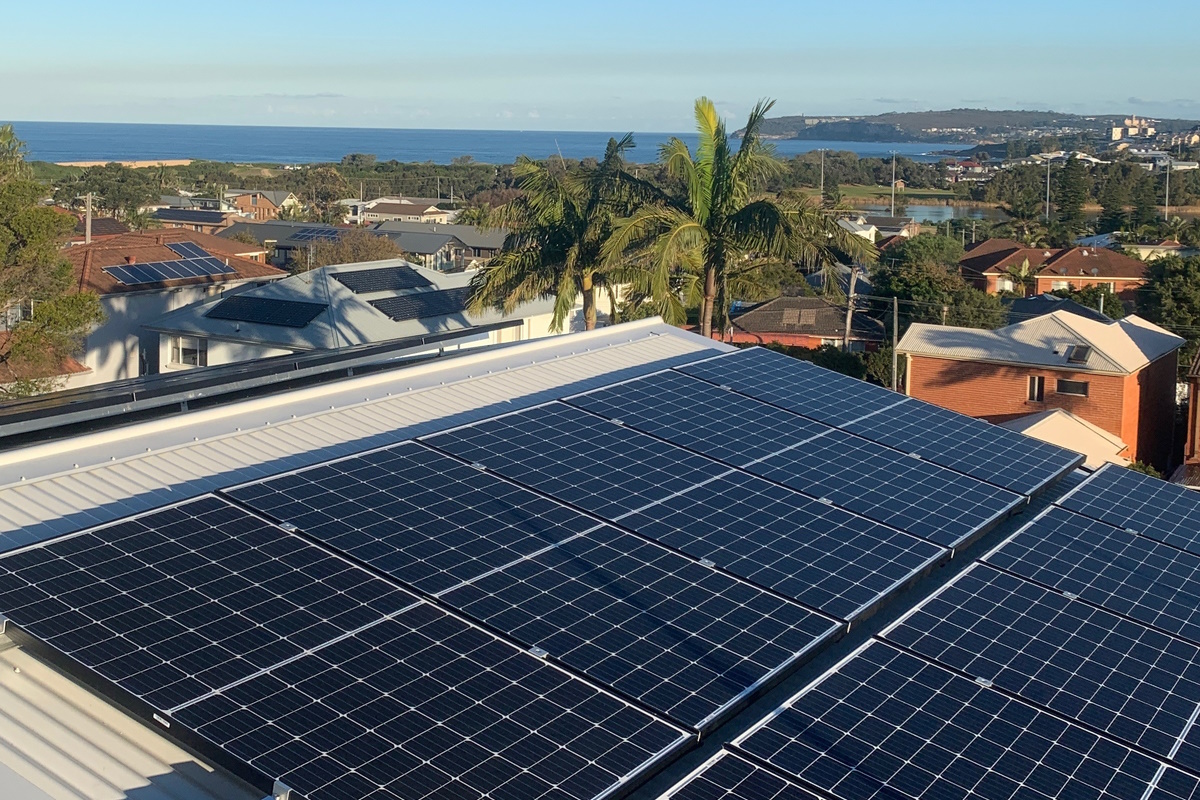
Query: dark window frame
[{"left": 1056, "top": 378, "right": 1089, "bottom": 397}]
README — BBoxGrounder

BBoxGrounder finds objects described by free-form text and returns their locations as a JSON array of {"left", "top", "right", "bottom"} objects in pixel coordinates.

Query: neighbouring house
[
  {"left": 361, "top": 202, "right": 452, "bottom": 225},
  {"left": 146, "top": 195, "right": 238, "bottom": 213},
  {"left": 68, "top": 216, "right": 130, "bottom": 245},
  {"left": 223, "top": 190, "right": 301, "bottom": 222},
  {"left": 340, "top": 196, "right": 452, "bottom": 225},
  {"left": 1002, "top": 293, "right": 1110, "bottom": 326},
  {"left": 898, "top": 309, "right": 1183, "bottom": 470},
  {"left": 151, "top": 208, "right": 242, "bottom": 235},
  {"left": 959, "top": 239, "right": 1149, "bottom": 301},
  {"left": 62, "top": 230, "right": 287, "bottom": 386},
  {"left": 726, "top": 295, "right": 885, "bottom": 351},
  {"left": 998, "top": 408, "right": 1130, "bottom": 470},
  {"left": 837, "top": 217, "right": 878, "bottom": 242},
  {"left": 144, "top": 259, "right": 601, "bottom": 373},
  {"left": 1179, "top": 349, "right": 1200, "bottom": 482},
  {"left": 862, "top": 215, "right": 920, "bottom": 238}
]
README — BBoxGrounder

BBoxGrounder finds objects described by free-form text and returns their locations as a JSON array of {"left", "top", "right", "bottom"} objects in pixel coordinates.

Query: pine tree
[
  {"left": 1056, "top": 157, "right": 1089, "bottom": 233},
  {"left": 1097, "top": 179, "right": 1130, "bottom": 233},
  {"left": 1132, "top": 176, "right": 1160, "bottom": 228}
]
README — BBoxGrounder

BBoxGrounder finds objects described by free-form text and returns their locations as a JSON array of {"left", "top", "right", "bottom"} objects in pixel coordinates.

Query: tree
[
  {"left": 1132, "top": 176, "right": 1159, "bottom": 228},
  {"left": 303, "top": 229, "right": 405, "bottom": 271},
  {"left": 1056, "top": 156, "right": 1089, "bottom": 234},
  {"left": 1138, "top": 254, "right": 1200, "bottom": 378},
  {"left": 1050, "top": 284, "right": 1125, "bottom": 319},
  {"left": 456, "top": 204, "right": 497, "bottom": 228},
  {"left": 468, "top": 134, "right": 651, "bottom": 331},
  {"left": 607, "top": 97, "right": 871, "bottom": 338},
  {"left": 0, "top": 125, "right": 31, "bottom": 182},
  {"left": 1097, "top": 178, "right": 1130, "bottom": 233},
  {"left": 296, "top": 167, "right": 352, "bottom": 224},
  {"left": 872, "top": 245, "right": 1005, "bottom": 332},
  {"left": 1005, "top": 258, "right": 1038, "bottom": 297},
  {"left": 340, "top": 153, "right": 376, "bottom": 169},
  {"left": 54, "top": 163, "right": 159, "bottom": 219}
]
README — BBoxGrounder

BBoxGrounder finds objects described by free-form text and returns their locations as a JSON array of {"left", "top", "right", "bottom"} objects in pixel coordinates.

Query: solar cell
[
  {"left": 440, "top": 525, "right": 840, "bottom": 730},
  {"left": 370, "top": 287, "right": 473, "bottom": 322},
  {"left": 733, "top": 641, "right": 1199, "bottom": 800},
  {"left": 104, "top": 256, "right": 235, "bottom": 286},
  {"left": 166, "top": 241, "right": 210, "bottom": 259},
  {"left": 567, "top": 371, "right": 1022, "bottom": 548},
  {"left": 883, "top": 563, "right": 1200, "bottom": 769},
  {"left": 225, "top": 442, "right": 599, "bottom": 595},
  {"left": 423, "top": 403, "right": 721, "bottom": 520},
  {"left": 618, "top": 471, "right": 945, "bottom": 622},
  {"left": 984, "top": 506, "right": 1200, "bottom": 649},
  {"left": 0, "top": 496, "right": 416, "bottom": 710},
  {"left": 173, "top": 609, "right": 689, "bottom": 800},
  {"left": 206, "top": 295, "right": 328, "bottom": 328},
  {"left": 662, "top": 751, "right": 824, "bottom": 800},
  {"left": 678, "top": 348, "right": 1082, "bottom": 495},
  {"left": 332, "top": 265, "right": 433, "bottom": 294},
  {"left": 1060, "top": 464, "right": 1200, "bottom": 557}
]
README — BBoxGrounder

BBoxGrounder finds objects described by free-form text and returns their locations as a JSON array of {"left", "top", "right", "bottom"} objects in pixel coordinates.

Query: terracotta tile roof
[
  {"left": 958, "top": 238, "right": 1060, "bottom": 276},
  {"left": 65, "top": 230, "right": 285, "bottom": 296},
  {"left": 0, "top": 331, "right": 89, "bottom": 383},
  {"left": 72, "top": 218, "right": 130, "bottom": 238},
  {"left": 876, "top": 235, "right": 906, "bottom": 252},
  {"left": 1037, "top": 247, "right": 1149, "bottom": 280}
]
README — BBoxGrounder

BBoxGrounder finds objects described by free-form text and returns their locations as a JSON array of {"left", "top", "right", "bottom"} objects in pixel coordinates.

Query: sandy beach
[{"left": 54, "top": 159, "right": 194, "bottom": 168}]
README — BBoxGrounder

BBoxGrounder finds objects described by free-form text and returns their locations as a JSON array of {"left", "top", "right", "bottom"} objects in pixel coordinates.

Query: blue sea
[{"left": 10, "top": 121, "right": 968, "bottom": 165}]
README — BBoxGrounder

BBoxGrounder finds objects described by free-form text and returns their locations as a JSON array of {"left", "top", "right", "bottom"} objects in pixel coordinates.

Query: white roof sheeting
[
  {"left": 999, "top": 409, "right": 1129, "bottom": 470},
  {"left": 0, "top": 320, "right": 728, "bottom": 549},
  {"left": 0, "top": 642, "right": 258, "bottom": 800},
  {"left": 898, "top": 310, "right": 1183, "bottom": 375}
]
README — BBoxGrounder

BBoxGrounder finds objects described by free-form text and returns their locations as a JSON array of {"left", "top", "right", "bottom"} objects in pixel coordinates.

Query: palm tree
[
  {"left": 467, "top": 135, "right": 652, "bottom": 331},
  {"left": 0, "top": 125, "right": 31, "bottom": 182},
  {"left": 604, "top": 97, "right": 872, "bottom": 338},
  {"left": 1005, "top": 258, "right": 1037, "bottom": 296}
]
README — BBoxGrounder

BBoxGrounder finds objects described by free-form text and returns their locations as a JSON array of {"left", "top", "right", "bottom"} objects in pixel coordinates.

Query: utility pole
[
  {"left": 1099, "top": 293, "right": 1105, "bottom": 317},
  {"left": 1045, "top": 157, "right": 1052, "bottom": 221},
  {"left": 819, "top": 149, "right": 825, "bottom": 202},
  {"left": 891, "top": 296, "right": 899, "bottom": 391},
  {"left": 1165, "top": 160, "right": 1171, "bottom": 220},
  {"left": 941, "top": 305, "right": 949, "bottom": 325},
  {"left": 842, "top": 268, "right": 858, "bottom": 352},
  {"left": 437, "top": 176, "right": 441, "bottom": 200},
  {"left": 972, "top": 220, "right": 977, "bottom": 244},
  {"left": 890, "top": 152, "right": 897, "bottom": 217},
  {"left": 84, "top": 192, "right": 93, "bottom": 245}
]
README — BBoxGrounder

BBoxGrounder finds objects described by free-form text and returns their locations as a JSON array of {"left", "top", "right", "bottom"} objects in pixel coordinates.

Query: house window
[
  {"left": 1056, "top": 378, "right": 1089, "bottom": 397},
  {"left": 170, "top": 336, "right": 208, "bottom": 367},
  {"left": 1028, "top": 375, "right": 1045, "bottom": 402},
  {"left": 997, "top": 278, "right": 1015, "bottom": 292},
  {"left": 1050, "top": 280, "right": 1070, "bottom": 291}
]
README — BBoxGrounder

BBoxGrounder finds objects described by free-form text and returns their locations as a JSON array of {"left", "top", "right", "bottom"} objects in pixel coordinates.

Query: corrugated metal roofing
[
  {"left": 0, "top": 642, "right": 258, "bottom": 800},
  {"left": 0, "top": 321, "right": 727, "bottom": 550}
]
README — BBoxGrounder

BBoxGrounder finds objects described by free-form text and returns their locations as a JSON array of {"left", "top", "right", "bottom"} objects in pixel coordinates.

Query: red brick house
[
  {"left": 727, "top": 296, "right": 885, "bottom": 351},
  {"left": 898, "top": 310, "right": 1183, "bottom": 470},
  {"left": 959, "top": 239, "right": 1149, "bottom": 301}
]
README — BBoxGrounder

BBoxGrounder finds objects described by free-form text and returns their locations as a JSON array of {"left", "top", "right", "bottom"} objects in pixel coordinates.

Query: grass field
[{"left": 838, "top": 184, "right": 958, "bottom": 201}]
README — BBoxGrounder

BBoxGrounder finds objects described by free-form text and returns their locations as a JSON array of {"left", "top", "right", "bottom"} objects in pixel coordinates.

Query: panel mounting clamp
[{"left": 271, "top": 780, "right": 293, "bottom": 800}]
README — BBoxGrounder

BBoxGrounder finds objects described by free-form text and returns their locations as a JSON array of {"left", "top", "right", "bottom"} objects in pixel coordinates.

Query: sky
[{"left": 3, "top": 0, "right": 1198, "bottom": 131}]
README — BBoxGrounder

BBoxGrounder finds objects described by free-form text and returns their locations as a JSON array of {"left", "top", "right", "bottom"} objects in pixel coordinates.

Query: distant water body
[{"left": 11, "top": 121, "right": 968, "bottom": 165}]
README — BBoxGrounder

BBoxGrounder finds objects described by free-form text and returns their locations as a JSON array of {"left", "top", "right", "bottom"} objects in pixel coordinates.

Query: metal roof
[
  {"left": 0, "top": 640, "right": 258, "bottom": 800},
  {"left": 0, "top": 320, "right": 727, "bottom": 550}
]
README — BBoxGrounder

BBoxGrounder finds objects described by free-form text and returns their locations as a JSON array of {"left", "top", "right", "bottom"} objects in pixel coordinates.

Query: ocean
[{"left": 9, "top": 121, "right": 968, "bottom": 166}]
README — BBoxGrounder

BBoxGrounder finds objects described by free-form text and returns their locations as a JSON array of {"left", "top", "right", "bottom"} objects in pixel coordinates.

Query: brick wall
[
  {"left": 725, "top": 331, "right": 881, "bottom": 352},
  {"left": 905, "top": 353, "right": 1178, "bottom": 470},
  {"left": 1032, "top": 276, "right": 1146, "bottom": 303}
]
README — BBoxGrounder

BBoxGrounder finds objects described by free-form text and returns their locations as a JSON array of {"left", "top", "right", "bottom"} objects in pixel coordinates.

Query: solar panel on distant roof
[
  {"left": 883, "top": 563, "right": 1200, "bottom": 770},
  {"left": 165, "top": 241, "right": 210, "bottom": 259},
  {"left": 0, "top": 496, "right": 415, "bottom": 710},
  {"left": 984, "top": 506, "right": 1200, "bottom": 648},
  {"left": 567, "top": 371, "right": 1022, "bottom": 548},
  {"left": 287, "top": 227, "right": 342, "bottom": 242},
  {"left": 205, "top": 295, "right": 328, "bottom": 328},
  {"left": 369, "top": 287, "right": 472, "bottom": 322},
  {"left": 104, "top": 256, "right": 234, "bottom": 286},
  {"left": 733, "top": 641, "right": 1199, "bottom": 800},
  {"left": 662, "top": 751, "right": 825, "bottom": 800},
  {"left": 332, "top": 265, "right": 433, "bottom": 294},
  {"left": 678, "top": 348, "right": 1082, "bottom": 495},
  {"left": 1059, "top": 464, "right": 1200, "bottom": 557}
]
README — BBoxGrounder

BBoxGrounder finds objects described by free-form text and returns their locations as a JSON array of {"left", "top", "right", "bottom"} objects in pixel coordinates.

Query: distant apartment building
[
  {"left": 898, "top": 310, "right": 1183, "bottom": 470},
  {"left": 223, "top": 190, "right": 301, "bottom": 222},
  {"left": 959, "top": 239, "right": 1149, "bottom": 302}
]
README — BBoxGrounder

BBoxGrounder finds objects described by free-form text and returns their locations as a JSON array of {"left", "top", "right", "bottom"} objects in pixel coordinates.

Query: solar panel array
[
  {"left": 227, "top": 442, "right": 841, "bottom": 731},
  {"left": 206, "top": 295, "right": 329, "bottom": 328},
  {"left": 678, "top": 348, "right": 1082, "bottom": 495},
  {"left": 332, "top": 265, "right": 433, "bottom": 294},
  {"left": 1060, "top": 463, "right": 1200, "bottom": 556},
  {"left": 166, "top": 241, "right": 211, "bottom": 259},
  {"left": 104, "top": 255, "right": 235, "bottom": 286},
  {"left": 370, "top": 287, "right": 472, "bottom": 322},
  {"left": 0, "top": 497, "right": 689, "bottom": 800},
  {"left": 567, "top": 371, "right": 1022, "bottom": 548},
  {"left": 287, "top": 227, "right": 343, "bottom": 242},
  {"left": 0, "top": 345, "right": 1107, "bottom": 800}
]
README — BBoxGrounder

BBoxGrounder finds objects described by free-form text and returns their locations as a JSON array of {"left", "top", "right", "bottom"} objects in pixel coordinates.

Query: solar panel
[
  {"left": 984, "top": 506, "right": 1200, "bottom": 648},
  {"left": 663, "top": 751, "right": 824, "bottom": 800},
  {"left": 883, "top": 563, "right": 1200, "bottom": 769},
  {"left": 732, "top": 641, "right": 1199, "bottom": 800},
  {"left": 423, "top": 403, "right": 721, "bottom": 520},
  {"left": 206, "top": 295, "right": 328, "bottom": 328},
  {"left": 166, "top": 241, "right": 210, "bottom": 259},
  {"left": 288, "top": 227, "right": 343, "bottom": 242},
  {"left": 370, "top": 287, "right": 472, "bottom": 322},
  {"left": 618, "top": 470, "right": 945, "bottom": 622},
  {"left": 678, "top": 348, "right": 904, "bottom": 427},
  {"left": 104, "top": 256, "right": 235, "bottom": 286},
  {"left": 332, "top": 265, "right": 433, "bottom": 294},
  {"left": 1060, "top": 464, "right": 1200, "bottom": 557},
  {"left": 174, "top": 609, "right": 689, "bottom": 800},
  {"left": 225, "top": 442, "right": 599, "bottom": 595},
  {"left": 439, "top": 525, "right": 840, "bottom": 730},
  {"left": 678, "top": 348, "right": 1082, "bottom": 496},
  {"left": 0, "top": 496, "right": 416, "bottom": 710},
  {"left": 567, "top": 372, "right": 1022, "bottom": 548}
]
